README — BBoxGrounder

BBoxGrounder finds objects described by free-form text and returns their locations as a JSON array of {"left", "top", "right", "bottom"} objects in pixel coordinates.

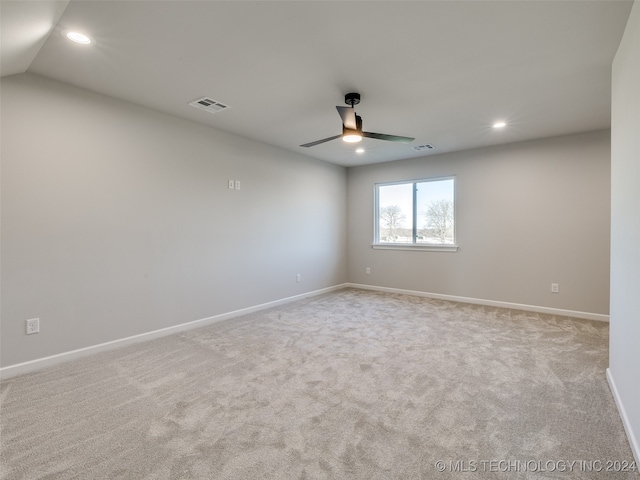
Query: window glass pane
[
  {"left": 416, "top": 179, "right": 455, "bottom": 244},
  {"left": 378, "top": 183, "right": 413, "bottom": 243}
]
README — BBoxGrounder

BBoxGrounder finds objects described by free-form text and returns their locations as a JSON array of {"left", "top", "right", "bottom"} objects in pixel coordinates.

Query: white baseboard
[
  {"left": 345, "top": 283, "right": 610, "bottom": 322},
  {"left": 0, "top": 284, "right": 347, "bottom": 380},
  {"left": 0, "top": 283, "right": 608, "bottom": 380},
  {"left": 607, "top": 368, "right": 640, "bottom": 466}
]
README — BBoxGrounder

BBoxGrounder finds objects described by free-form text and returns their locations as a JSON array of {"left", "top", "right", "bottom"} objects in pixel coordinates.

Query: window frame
[{"left": 373, "top": 175, "right": 458, "bottom": 252}]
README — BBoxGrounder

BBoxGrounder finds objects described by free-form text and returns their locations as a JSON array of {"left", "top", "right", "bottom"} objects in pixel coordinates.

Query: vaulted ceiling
[{"left": 1, "top": 1, "right": 633, "bottom": 166}]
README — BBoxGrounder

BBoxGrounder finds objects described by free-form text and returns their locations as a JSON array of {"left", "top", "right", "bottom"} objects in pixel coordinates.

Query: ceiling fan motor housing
[{"left": 345, "top": 92, "right": 361, "bottom": 106}]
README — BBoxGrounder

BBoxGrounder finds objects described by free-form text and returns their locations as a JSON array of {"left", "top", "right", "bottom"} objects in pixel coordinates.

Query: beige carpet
[{"left": 1, "top": 288, "right": 637, "bottom": 479}]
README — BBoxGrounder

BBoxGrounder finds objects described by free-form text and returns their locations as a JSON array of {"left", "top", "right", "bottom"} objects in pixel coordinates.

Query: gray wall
[
  {"left": 610, "top": 0, "right": 640, "bottom": 462},
  {"left": 0, "top": 73, "right": 617, "bottom": 370},
  {"left": 1, "top": 73, "right": 347, "bottom": 367},
  {"left": 347, "top": 130, "right": 611, "bottom": 315}
]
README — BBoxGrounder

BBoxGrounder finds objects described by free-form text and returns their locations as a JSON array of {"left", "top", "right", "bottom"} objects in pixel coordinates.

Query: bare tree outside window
[
  {"left": 376, "top": 177, "right": 455, "bottom": 247},
  {"left": 425, "top": 199, "right": 454, "bottom": 243},
  {"left": 380, "top": 205, "right": 406, "bottom": 241}
]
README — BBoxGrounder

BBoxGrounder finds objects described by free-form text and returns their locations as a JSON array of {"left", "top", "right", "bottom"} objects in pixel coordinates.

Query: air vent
[
  {"left": 412, "top": 144, "right": 435, "bottom": 151},
  {"left": 189, "top": 97, "right": 229, "bottom": 114}
]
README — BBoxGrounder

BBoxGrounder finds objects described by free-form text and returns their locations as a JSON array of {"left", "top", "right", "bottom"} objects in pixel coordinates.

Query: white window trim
[
  {"left": 371, "top": 243, "right": 459, "bottom": 252},
  {"left": 373, "top": 175, "right": 457, "bottom": 251}
]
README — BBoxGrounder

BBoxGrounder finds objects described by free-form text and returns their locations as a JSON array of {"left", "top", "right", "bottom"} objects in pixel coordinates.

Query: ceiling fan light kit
[
  {"left": 300, "top": 93, "right": 414, "bottom": 148},
  {"left": 342, "top": 131, "right": 363, "bottom": 143}
]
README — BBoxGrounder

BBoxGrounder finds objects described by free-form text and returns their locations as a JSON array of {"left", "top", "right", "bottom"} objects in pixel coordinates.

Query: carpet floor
[{"left": 0, "top": 288, "right": 637, "bottom": 479}]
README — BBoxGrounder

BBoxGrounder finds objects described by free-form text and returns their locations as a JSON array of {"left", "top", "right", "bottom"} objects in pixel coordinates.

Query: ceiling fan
[{"left": 300, "top": 93, "right": 415, "bottom": 148}]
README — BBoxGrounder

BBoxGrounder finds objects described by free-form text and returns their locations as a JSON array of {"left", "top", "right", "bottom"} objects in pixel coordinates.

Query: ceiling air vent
[
  {"left": 412, "top": 144, "right": 435, "bottom": 151},
  {"left": 189, "top": 97, "right": 229, "bottom": 114}
]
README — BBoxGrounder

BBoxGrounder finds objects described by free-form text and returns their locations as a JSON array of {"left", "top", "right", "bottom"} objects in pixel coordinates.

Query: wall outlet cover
[{"left": 26, "top": 318, "right": 40, "bottom": 335}]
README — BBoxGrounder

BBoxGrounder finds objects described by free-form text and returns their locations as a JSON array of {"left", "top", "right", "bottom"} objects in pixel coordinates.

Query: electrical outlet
[
  {"left": 366, "top": 267, "right": 371, "bottom": 274},
  {"left": 551, "top": 283, "right": 559, "bottom": 294},
  {"left": 26, "top": 318, "right": 39, "bottom": 335},
  {"left": 296, "top": 274, "right": 301, "bottom": 283},
  {"left": 228, "top": 179, "right": 235, "bottom": 189},
  {"left": 234, "top": 180, "right": 241, "bottom": 190}
]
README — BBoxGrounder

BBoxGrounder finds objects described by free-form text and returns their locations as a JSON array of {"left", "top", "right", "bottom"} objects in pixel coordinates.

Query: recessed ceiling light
[
  {"left": 493, "top": 121, "right": 507, "bottom": 129},
  {"left": 65, "top": 31, "right": 92, "bottom": 45},
  {"left": 356, "top": 148, "right": 365, "bottom": 154}
]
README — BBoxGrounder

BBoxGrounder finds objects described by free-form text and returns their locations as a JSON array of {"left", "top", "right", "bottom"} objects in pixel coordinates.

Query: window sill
[{"left": 371, "top": 244, "right": 459, "bottom": 252}]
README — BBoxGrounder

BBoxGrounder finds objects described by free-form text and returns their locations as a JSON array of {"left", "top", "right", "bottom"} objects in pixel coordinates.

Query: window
[{"left": 374, "top": 176, "right": 456, "bottom": 250}]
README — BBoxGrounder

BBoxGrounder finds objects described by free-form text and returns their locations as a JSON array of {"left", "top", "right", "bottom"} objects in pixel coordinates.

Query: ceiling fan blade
[
  {"left": 300, "top": 134, "right": 342, "bottom": 148},
  {"left": 336, "top": 106, "right": 357, "bottom": 130},
  {"left": 362, "top": 131, "right": 415, "bottom": 143}
]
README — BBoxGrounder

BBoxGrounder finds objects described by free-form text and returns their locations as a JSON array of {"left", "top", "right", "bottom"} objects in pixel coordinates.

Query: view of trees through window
[{"left": 376, "top": 177, "right": 455, "bottom": 245}]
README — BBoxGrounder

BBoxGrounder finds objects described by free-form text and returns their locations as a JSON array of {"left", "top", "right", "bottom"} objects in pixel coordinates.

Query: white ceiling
[{"left": 1, "top": 0, "right": 633, "bottom": 167}]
